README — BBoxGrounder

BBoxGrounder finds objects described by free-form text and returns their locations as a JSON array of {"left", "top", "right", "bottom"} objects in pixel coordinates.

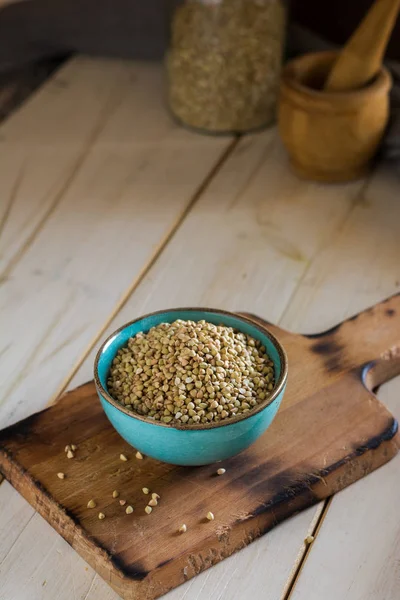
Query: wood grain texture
[
  {"left": 0, "top": 57, "right": 128, "bottom": 275},
  {"left": 290, "top": 376, "right": 400, "bottom": 600},
  {"left": 0, "top": 296, "right": 399, "bottom": 600},
  {"left": 0, "top": 480, "right": 35, "bottom": 564},
  {"left": 0, "top": 58, "right": 62, "bottom": 123},
  {"left": 0, "top": 57, "right": 399, "bottom": 599},
  {"left": 33, "top": 130, "right": 399, "bottom": 600},
  {"left": 0, "top": 56, "right": 232, "bottom": 429},
  {"left": 0, "top": 505, "right": 94, "bottom": 600}
]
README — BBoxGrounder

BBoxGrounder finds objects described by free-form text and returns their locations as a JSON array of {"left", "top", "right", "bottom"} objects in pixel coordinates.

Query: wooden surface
[
  {"left": 0, "top": 297, "right": 399, "bottom": 599},
  {"left": 0, "top": 58, "right": 62, "bottom": 123},
  {"left": 0, "top": 56, "right": 232, "bottom": 429},
  {"left": 290, "top": 376, "right": 400, "bottom": 600},
  {"left": 0, "top": 55, "right": 399, "bottom": 600}
]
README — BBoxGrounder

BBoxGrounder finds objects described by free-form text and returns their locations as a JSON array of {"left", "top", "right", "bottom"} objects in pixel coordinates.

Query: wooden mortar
[{"left": 278, "top": 51, "right": 392, "bottom": 182}]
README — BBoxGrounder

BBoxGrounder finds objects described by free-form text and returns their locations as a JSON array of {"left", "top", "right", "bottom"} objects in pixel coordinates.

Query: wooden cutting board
[{"left": 1, "top": 295, "right": 399, "bottom": 600}]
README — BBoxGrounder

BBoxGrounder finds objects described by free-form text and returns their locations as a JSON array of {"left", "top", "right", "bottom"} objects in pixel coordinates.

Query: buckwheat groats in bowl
[
  {"left": 95, "top": 308, "right": 287, "bottom": 465},
  {"left": 107, "top": 319, "right": 275, "bottom": 425}
]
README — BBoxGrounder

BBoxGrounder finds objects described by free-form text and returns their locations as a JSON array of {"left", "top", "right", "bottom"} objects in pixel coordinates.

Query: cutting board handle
[
  {"left": 243, "top": 293, "right": 400, "bottom": 391},
  {"left": 364, "top": 350, "right": 400, "bottom": 390},
  {"left": 306, "top": 292, "right": 400, "bottom": 388}
]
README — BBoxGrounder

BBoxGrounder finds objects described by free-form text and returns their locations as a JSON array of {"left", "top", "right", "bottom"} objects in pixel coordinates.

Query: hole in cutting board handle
[{"left": 363, "top": 352, "right": 400, "bottom": 391}]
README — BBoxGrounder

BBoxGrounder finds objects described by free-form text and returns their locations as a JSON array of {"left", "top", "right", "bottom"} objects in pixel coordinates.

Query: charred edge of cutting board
[
  {"left": 382, "top": 292, "right": 400, "bottom": 302},
  {"left": 110, "top": 557, "right": 148, "bottom": 581},
  {"left": 235, "top": 417, "right": 398, "bottom": 522},
  {"left": 303, "top": 310, "right": 369, "bottom": 339},
  {"left": 249, "top": 478, "right": 319, "bottom": 519},
  {"left": 304, "top": 323, "right": 342, "bottom": 339},
  {"left": 353, "top": 417, "right": 399, "bottom": 451},
  {"left": 0, "top": 410, "right": 50, "bottom": 442},
  {"left": 0, "top": 445, "right": 149, "bottom": 582},
  {"left": 309, "top": 338, "right": 346, "bottom": 372},
  {"left": 226, "top": 422, "right": 400, "bottom": 565},
  {"left": 319, "top": 416, "right": 399, "bottom": 478},
  {"left": 237, "top": 421, "right": 398, "bottom": 531},
  {"left": 218, "top": 455, "right": 285, "bottom": 493},
  {"left": 235, "top": 464, "right": 296, "bottom": 498},
  {"left": 156, "top": 557, "right": 174, "bottom": 570},
  {"left": 304, "top": 291, "right": 400, "bottom": 339}
]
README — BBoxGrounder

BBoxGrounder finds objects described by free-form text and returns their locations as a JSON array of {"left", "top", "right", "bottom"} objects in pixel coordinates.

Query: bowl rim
[
  {"left": 94, "top": 308, "right": 288, "bottom": 431},
  {"left": 281, "top": 51, "right": 392, "bottom": 105}
]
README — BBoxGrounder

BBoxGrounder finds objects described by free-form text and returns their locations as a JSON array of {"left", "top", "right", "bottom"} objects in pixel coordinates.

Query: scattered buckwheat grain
[{"left": 305, "top": 535, "right": 315, "bottom": 544}]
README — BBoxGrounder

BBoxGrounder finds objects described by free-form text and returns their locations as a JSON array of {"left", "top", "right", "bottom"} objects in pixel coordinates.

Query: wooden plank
[
  {"left": 0, "top": 298, "right": 399, "bottom": 599},
  {"left": 0, "top": 480, "right": 34, "bottom": 563},
  {"left": 68, "top": 130, "right": 368, "bottom": 364},
  {"left": 0, "top": 508, "right": 95, "bottom": 600},
  {"left": 1, "top": 127, "right": 399, "bottom": 599},
  {"left": 0, "top": 57, "right": 233, "bottom": 429},
  {"left": 289, "top": 378, "right": 400, "bottom": 600},
  {"left": 279, "top": 166, "right": 400, "bottom": 600},
  {"left": 0, "top": 58, "right": 62, "bottom": 123},
  {"left": 0, "top": 56, "right": 129, "bottom": 275},
  {"left": 0, "top": 55, "right": 232, "bottom": 599},
  {"left": 282, "top": 164, "right": 400, "bottom": 332}
]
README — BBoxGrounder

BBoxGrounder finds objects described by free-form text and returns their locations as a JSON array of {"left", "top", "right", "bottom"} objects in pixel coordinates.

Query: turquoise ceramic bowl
[{"left": 94, "top": 309, "right": 288, "bottom": 466}]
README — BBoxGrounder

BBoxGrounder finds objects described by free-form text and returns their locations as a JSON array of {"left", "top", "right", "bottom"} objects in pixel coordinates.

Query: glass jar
[{"left": 167, "top": 0, "right": 287, "bottom": 134}]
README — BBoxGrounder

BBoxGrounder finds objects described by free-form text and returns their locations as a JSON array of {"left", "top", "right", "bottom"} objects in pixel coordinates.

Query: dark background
[
  {"left": 292, "top": 0, "right": 400, "bottom": 60},
  {"left": 0, "top": 0, "right": 398, "bottom": 73}
]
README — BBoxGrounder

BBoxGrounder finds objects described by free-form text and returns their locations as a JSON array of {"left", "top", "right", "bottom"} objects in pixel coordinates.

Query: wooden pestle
[{"left": 324, "top": 0, "right": 400, "bottom": 91}]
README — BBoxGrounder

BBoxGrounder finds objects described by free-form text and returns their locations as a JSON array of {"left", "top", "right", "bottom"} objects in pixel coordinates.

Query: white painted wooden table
[{"left": 0, "top": 57, "right": 399, "bottom": 600}]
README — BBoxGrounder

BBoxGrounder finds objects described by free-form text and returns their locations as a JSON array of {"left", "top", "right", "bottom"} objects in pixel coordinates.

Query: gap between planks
[
  {"left": 275, "top": 167, "right": 383, "bottom": 599},
  {"left": 48, "top": 117, "right": 351, "bottom": 413},
  {"left": 282, "top": 498, "right": 333, "bottom": 600},
  {"left": 0, "top": 72, "right": 126, "bottom": 282},
  {"left": 46, "top": 137, "right": 239, "bottom": 406},
  {"left": 0, "top": 137, "right": 238, "bottom": 484}
]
